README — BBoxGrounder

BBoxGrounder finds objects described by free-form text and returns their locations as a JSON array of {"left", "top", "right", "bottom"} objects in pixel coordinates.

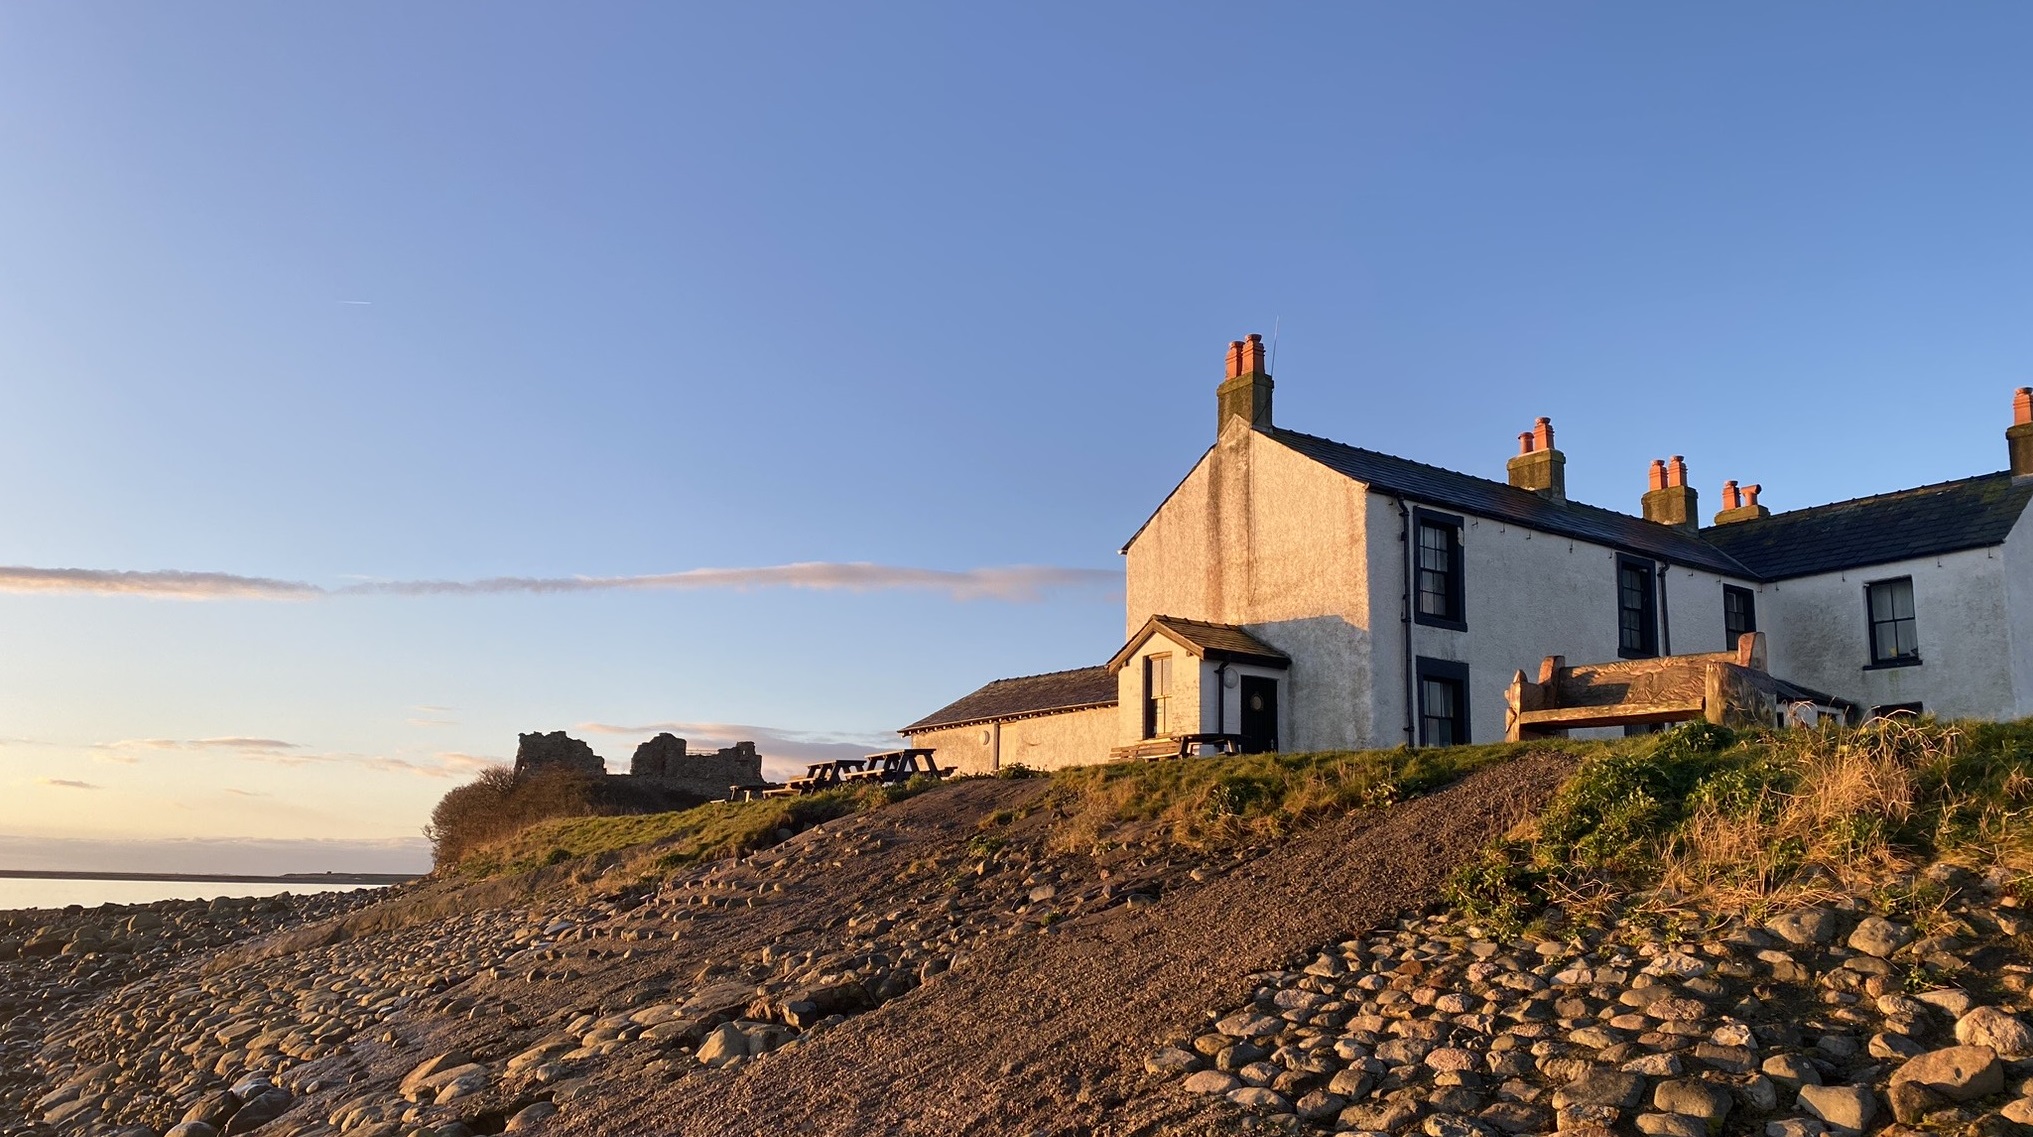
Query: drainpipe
[
  {"left": 990, "top": 721, "right": 1002, "bottom": 773},
  {"left": 1655, "top": 563, "right": 1673, "bottom": 657},
  {"left": 1398, "top": 497, "right": 1416, "bottom": 746},
  {"left": 1214, "top": 661, "right": 1231, "bottom": 735}
]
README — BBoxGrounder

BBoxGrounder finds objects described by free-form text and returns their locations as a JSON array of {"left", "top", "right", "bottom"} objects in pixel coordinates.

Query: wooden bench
[{"left": 1503, "top": 633, "right": 1854, "bottom": 740}]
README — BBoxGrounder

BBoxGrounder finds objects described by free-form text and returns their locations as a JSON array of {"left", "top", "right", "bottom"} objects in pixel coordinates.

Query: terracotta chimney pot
[
  {"left": 1743, "top": 483, "right": 1762, "bottom": 507},
  {"left": 1517, "top": 431, "right": 1534, "bottom": 455},
  {"left": 1532, "top": 416, "right": 1554, "bottom": 452},
  {"left": 1667, "top": 455, "right": 1688, "bottom": 488},
  {"left": 1648, "top": 459, "right": 1667, "bottom": 492},
  {"left": 1225, "top": 340, "right": 1245, "bottom": 379},
  {"left": 1721, "top": 480, "right": 1741, "bottom": 511},
  {"left": 2016, "top": 387, "right": 2033, "bottom": 426}
]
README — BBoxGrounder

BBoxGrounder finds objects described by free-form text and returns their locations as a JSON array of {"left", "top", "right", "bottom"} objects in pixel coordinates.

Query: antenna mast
[{"left": 1270, "top": 316, "right": 1281, "bottom": 373}]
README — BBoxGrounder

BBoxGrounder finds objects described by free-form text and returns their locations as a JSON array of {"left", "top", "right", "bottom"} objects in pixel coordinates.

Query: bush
[{"left": 424, "top": 766, "right": 595, "bottom": 868}]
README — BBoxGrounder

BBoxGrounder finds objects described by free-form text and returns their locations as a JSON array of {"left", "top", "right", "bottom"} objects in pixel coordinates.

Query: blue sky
[{"left": 3, "top": 4, "right": 2031, "bottom": 872}]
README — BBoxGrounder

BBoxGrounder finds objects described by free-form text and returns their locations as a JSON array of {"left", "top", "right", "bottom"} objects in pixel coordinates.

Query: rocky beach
[{"left": 0, "top": 742, "right": 2026, "bottom": 1137}]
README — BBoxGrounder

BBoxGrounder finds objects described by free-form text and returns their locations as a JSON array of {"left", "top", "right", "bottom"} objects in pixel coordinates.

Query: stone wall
[
  {"left": 626, "top": 733, "right": 764, "bottom": 799},
  {"left": 512, "top": 731, "right": 606, "bottom": 777}
]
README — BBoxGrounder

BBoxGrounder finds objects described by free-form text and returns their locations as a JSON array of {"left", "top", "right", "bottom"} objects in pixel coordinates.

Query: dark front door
[{"left": 1239, "top": 676, "right": 1279, "bottom": 753}]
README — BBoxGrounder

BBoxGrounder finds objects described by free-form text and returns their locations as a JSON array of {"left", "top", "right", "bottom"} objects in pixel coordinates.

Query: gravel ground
[{"left": 1, "top": 755, "right": 1572, "bottom": 1137}]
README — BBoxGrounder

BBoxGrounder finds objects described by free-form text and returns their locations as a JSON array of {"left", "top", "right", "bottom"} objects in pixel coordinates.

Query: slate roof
[
  {"left": 1264, "top": 428, "right": 1754, "bottom": 576},
  {"left": 1700, "top": 472, "right": 2033, "bottom": 581},
  {"left": 1106, "top": 615, "right": 1291, "bottom": 673},
  {"left": 901, "top": 665, "right": 1117, "bottom": 734}
]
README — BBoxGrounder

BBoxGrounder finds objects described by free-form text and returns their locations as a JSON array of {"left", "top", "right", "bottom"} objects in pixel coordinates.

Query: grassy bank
[
  {"left": 443, "top": 718, "right": 2032, "bottom": 920},
  {"left": 1446, "top": 717, "right": 2033, "bottom": 934},
  {"left": 452, "top": 776, "right": 945, "bottom": 878},
  {"left": 1039, "top": 739, "right": 1574, "bottom": 853}
]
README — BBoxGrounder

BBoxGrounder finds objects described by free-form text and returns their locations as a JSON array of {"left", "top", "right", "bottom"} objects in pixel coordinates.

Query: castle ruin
[{"left": 513, "top": 730, "right": 762, "bottom": 801}]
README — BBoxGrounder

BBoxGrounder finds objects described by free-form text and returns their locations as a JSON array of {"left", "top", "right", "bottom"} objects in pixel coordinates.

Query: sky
[{"left": 3, "top": 4, "right": 2033, "bottom": 874}]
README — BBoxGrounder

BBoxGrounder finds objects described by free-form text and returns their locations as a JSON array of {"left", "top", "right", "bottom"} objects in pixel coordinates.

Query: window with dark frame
[
  {"left": 1723, "top": 585, "right": 1757, "bottom": 648},
  {"left": 1416, "top": 657, "right": 1470, "bottom": 747},
  {"left": 1617, "top": 556, "right": 1658, "bottom": 657},
  {"left": 1866, "top": 578, "right": 1919, "bottom": 665},
  {"left": 1413, "top": 511, "right": 1466, "bottom": 630},
  {"left": 1870, "top": 701, "right": 1924, "bottom": 720},
  {"left": 1142, "top": 653, "right": 1172, "bottom": 738}
]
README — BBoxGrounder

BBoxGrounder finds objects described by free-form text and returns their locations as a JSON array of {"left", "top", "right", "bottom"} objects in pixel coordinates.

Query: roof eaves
[{"left": 899, "top": 698, "right": 1119, "bottom": 736}]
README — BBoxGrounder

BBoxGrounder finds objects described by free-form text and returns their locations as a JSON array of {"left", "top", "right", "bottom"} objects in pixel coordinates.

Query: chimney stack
[
  {"left": 1713, "top": 478, "right": 1770, "bottom": 525},
  {"left": 1641, "top": 454, "right": 1698, "bottom": 530},
  {"left": 1505, "top": 416, "right": 1566, "bottom": 503},
  {"left": 1216, "top": 333, "right": 1274, "bottom": 433},
  {"left": 2010, "top": 387, "right": 2033, "bottom": 477}
]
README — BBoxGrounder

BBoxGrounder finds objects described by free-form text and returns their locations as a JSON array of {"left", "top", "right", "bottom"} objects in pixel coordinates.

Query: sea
[{"left": 0, "top": 877, "right": 381, "bottom": 913}]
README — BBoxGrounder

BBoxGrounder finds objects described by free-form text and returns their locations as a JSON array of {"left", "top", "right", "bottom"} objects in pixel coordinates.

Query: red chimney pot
[
  {"left": 1648, "top": 459, "right": 1666, "bottom": 492},
  {"left": 1721, "top": 480, "right": 1741, "bottom": 510},
  {"left": 2016, "top": 387, "right": 2032, "bottom": 426}
]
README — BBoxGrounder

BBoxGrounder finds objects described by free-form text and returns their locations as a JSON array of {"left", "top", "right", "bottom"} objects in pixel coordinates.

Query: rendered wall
[
  {"left": 908, "top": 704, "right": 1117, "bottom": 776},
  {"left": 1121, "top": 422, "right": 1374, "bottom": 752},
  {"left": 1761, "top": 545, "right": 2015, "bottom": 719},
  {"left": 1113, "top": 629, "right": 1207, "bottom": 746},
  {"left": 1363, "top": 495, "right": 1764, "bottom": 748}
]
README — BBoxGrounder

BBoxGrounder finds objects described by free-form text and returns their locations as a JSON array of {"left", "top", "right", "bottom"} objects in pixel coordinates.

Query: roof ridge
[
  {"left": 1267, "top": 426, "right": 1637, "bottom": 524},
  {"left": 1710, "top": 469, "right": 2015, "bottom": 525},
  {"left": 1265, "top": 426, "right": 1758, "bottom": 575},
  {"left": 978, "top": 664, "right": 1110, "bottom": 684}
]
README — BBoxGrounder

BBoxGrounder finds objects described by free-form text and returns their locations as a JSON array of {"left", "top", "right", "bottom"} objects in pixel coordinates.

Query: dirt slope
[{"left": 554, "top": 752, "right": 1572, "bottom": 1137}]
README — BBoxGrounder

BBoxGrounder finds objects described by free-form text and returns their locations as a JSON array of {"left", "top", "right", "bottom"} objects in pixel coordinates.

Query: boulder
[
  {"left": 1766, "top": 909, "right": 1840, "bottom": 946},
  {"left": 1653, "top": 1078, "right": 1732, "bottom": 1121},
  {"left": 1846, "top": 917, "right": 1913, "bottom": 958},
  {"left": 1553, "top": 1071, "right": 1647, "bottom": 1110},
  {"left": 1955, "top": 1006, "right": 2033, "bottom": 1059},
  {"left": 1183, "top": 1070, "right": 1241, "bottom": 1095},
  {"left": 1889, "top": 1045, "right": 2003, "bottom": 1102},
  {"left": 1796, "top": 1085, "right": 1875, "bottom": 1132}
]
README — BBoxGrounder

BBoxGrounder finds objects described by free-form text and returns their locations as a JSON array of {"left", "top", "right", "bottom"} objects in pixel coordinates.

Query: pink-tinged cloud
[
  {"left": 0, "top": 568, "right": 318, "bottom": 599},
  {"left": 0, "top": 562, "right": 1115, "bottom": 603}
]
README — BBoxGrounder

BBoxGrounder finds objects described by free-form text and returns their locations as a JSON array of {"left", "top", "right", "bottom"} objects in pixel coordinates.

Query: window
[
  {"left": 1617, "top": 556, "right": 1658, "bottom": 658},
  {"left": 1866, "top": 577, "right": 1920, "bottom": 666},
  {"left": 1142, "top": 654, "right": 1172, "bottom": 738},
  {"left": 1724, "top": 585, "right": 1757, "bottom": 648},
  {"left": 1414, "top": 510, "right": 1466, "bottom": 630},
  {"left": 1869, "top": 702, "right": 1924, "bottom": 720},
  {"left": 1416, "top": 657, "right": 1470, "bottom": 747}
]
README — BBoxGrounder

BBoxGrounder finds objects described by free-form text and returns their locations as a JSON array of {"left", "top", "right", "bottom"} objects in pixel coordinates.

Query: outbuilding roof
[
  {"left": 1106, "top": 615, "right": 1291, "bottom": 673},
  {"left": 1700, "top": 471, "right": 2033, "bottom": 581},
  {"left": 900, "top": 665, "right": 1117, "bottom": 734}
]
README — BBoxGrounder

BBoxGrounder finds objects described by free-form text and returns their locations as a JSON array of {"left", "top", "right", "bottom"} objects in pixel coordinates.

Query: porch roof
[{"left": 1106, "top": 614, "right": 1291, "bottom": 674}]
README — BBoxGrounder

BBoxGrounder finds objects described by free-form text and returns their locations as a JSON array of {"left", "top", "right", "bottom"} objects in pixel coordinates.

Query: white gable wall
[
  {"left": 1761, "top": 546, "right": 2014, "bottom": 719},
  {"left": 1122, "top": 422, "right": 1374, "bottom": 752}
]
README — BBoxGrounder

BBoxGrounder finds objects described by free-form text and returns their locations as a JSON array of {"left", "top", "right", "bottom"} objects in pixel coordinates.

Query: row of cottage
[{"left": 901, "top": 334, "right": 2033, "bottom": 774}]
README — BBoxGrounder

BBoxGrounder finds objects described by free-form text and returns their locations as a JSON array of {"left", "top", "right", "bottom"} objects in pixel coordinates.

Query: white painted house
[{"left": 904, "top": 336, "right": 2033, "bottom": 773}]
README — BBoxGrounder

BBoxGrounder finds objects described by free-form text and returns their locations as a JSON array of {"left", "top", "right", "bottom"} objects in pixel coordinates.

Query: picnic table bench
[{"left": 745, "top": 750, "right": 947, "bottom": 799}]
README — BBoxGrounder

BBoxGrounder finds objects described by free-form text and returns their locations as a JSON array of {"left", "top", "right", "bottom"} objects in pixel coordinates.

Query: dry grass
[
  {"left": 1448, "top": 717, "right": 2033, "bottom": 934},
  {"left": 1042, "top": 740, "right": 1571, "bottom": 855}
]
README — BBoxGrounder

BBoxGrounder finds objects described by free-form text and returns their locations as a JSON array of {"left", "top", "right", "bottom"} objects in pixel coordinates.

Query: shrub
[{"left": 424, "top": 766, "right": 597, "bottom": 868}]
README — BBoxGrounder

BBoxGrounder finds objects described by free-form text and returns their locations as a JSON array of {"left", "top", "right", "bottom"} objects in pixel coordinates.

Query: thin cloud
[
  {"left": 0, "top": 562, "right": 1114, "bottom": 603},
  {"left": 109, "top": 738, "right": 301, "bottom": 754},
  {"left": 38, "top": 778, "right": 100, "bottom": 790},
  {"left": 406, "top": 718, "right": 459, "bottom": 728},
  {"left": 0, "top": 568, "right": 319, "bottom": 600}
]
